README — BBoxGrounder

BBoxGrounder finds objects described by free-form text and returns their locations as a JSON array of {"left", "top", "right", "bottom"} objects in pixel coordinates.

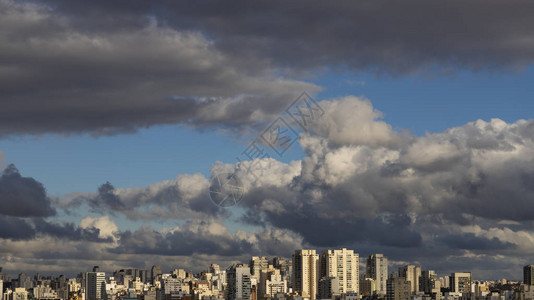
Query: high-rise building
[
  {"left": 271, "top": 257, "right": 292, "bottom": 286},
  {"left": 86, "top": 272, "right": 106, "bottom": 300},
  {"left": 366, "top": 254, "right": 388, "bottom": 295},
  {"left": 359, "top": 277, "right": 376, "bottom": 297},
  {"left": 17, "top": 274, "right": 32, "bottom": 290},
  {"left": 525, "top": 265, "right": 534, "bottom": 285},
  {"left": 9, "top": 288, "right": 28, "bottom": 300},
  {"left": 210, "top": 264, "right": 221, "bottom": 274},
  {"left": 151, "top": 265, "right": 162, "bottom": 284},
  {"left": 318, "top": 277, "right": 339, "bottom": 299},
  {"left": 259, "top": 270, "right": 287, "bottom": 300},
  {"left": 420, "top": 271, "right": 441, "bottom": 300},
  {"left": 450, "top": 272, "right": 471, "bottom": 294},
  {"left": 139, "top": 270, "right": 149, "bottom": 283},
  {"left": 398, "top": 265, "right": 421, "bottom": 294},
  {"left": 386, "top": 277, "right": 411, "bottom": 300},
  {"left": 250, "top": 257, "right": 269, "bottom": 281},
  {"left": 172, "top": 269, "right": 187, "bottom": 280},
  {"left": 292, "top": 249, "right": 319, "bottom": 300},
  {"left": 227, "top": 264, "right": 252, "bottom": 300},
  {"left": 163, "top": 277, "right": 186, "bottom": 294},
  {"left": 319, "top": 248, "right": 359, "bottom": 294},
  {"left": 440, "top": 276, "right": 450, "bottom": 289}
]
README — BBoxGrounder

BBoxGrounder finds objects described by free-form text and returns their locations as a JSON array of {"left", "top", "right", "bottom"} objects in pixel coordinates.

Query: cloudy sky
[{"left": 1, "top": 0, "right": 534, "bottom": 280}]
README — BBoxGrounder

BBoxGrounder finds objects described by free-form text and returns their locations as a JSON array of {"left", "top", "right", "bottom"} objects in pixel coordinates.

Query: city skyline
[
  {"left": 2, "top": 250, "right": 531, "bottom": 300},
  {"left": 2, "top": 0, "right": 534, "bottom": 281},
  {"left": 0, "top": 250, "right": 527, "bottom": 282}
]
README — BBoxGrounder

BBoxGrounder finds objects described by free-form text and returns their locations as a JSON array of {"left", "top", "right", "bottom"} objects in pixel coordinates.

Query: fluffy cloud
[
  {"left": 4, "top": 0, "right": 534, "bottom": 137},
  {"left": 307, "top": 96, "right": 402, "bottom": 148},
  {"left": 79, "top": 216, "right": 119, "bottom": 240},
  {"left": 0, "top": 0, "right": 319, "bottom": 137},
  {"left": 65, "top": 173, "right": 224, "bottom": 220},
  {"left": 3, "top": 96, "right": 534, "bottom": 278},
  {"left": 0, "top": 164, "right": 119, "bottom": 243},
  {"left": 0, "top": 164, "right": 56, "bottom": 217},
  {"left": 36, "top": 0, "right": 534, "bottom": 75},
  {"left": 0, "top": 216, "right": 35, "bottom": 240},
  {"left": 53, "top": 97, "right": 534, "bottom": 256},
  {"left": 219, "top": 97, "right": 534, "bottom": 277},
  {"left": 111, "top": 219, "right": 304, "bottom": 257}
]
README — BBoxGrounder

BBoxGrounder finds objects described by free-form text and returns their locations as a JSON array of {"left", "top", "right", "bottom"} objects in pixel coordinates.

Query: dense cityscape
[{"left": 1, "top": 249, "right": 533, "bottom": 300}]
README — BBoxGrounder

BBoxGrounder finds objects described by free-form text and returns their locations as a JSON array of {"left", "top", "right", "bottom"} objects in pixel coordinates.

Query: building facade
[
  {"left": 450, "top": 272, "right": 471, "bottom": 295},
  {"left": 319, "top": 248, "right": 359, "bottom": 295},
  {"left": 86, "top": 272, "right": 106, "bottom": 300},
  {"left": 366, "top": 254, "right": 388, "bottom": 295},
  {"left": 292, "top": 250, "right": 319, "bottom": 300},
  {"left": 398, "top": 265, "right": 421, "bottom": 294},
  {"left": 226, "top": 264, "right": 252, "bottom": 300}
]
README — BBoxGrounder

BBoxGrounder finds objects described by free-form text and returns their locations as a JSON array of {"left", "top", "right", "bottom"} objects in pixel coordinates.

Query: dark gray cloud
[
  {"left": 38, "top": 0, "right": 534, "bottom": 74},
  {"left": 0, "top": 164, "right": 56, "bottom": 217},
  {"left": 89, "top": 182, "right": 127, "bottom": 213},
  {"left": 112, "top": 223, "right": 253, "bottom": 257},
  {"left": 0, "top": 0, "right": 318, "bottom": 137},
  {"left": 3, "top": 0, "right": 534, "bottom": 137},
  {"left": 110, "top": 220, "right": 303, "bottom": 257},
  {"left": 0, "top": 216, "right": 112, "bottom": 242},
  {"left": 437, "top": 233, "right": 516, "bottom": 251},
  {"left": 69, "top": 173, "right": 226, "bottom": 220},
  {"left": 237, "top": 184, "right": 423, "bottom": 248},
  {"left": 0, "top": 216, "right": 35, "bottom": 240},
  {"left": 33, "top": 218, "right": 113, "bottom": 243},
  {"left": 0, "top": 164, "right": 116, "bottom": 242}
]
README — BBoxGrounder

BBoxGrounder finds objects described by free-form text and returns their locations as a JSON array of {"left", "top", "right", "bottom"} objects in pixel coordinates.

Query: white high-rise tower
[
  {"left": 320, "top": 248, "right": 359, "bottom": 295},
  {"left": 366, "top": 254, "right": 388, "bottom": 295},
  {"left": 293, "top": 249, "right": 319, "bottom": 300}
]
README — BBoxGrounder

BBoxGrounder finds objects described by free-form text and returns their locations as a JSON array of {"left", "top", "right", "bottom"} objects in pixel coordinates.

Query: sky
[{"left": 1, "top": 0, "right": 534, "bottom": 280}]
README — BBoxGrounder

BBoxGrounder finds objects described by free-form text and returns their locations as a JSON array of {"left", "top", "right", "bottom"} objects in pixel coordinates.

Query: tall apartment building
[
  {"left": 386, "top": 277, "right": 411, "bottom": 300},
  {"left": 210, "top": 264, "right": 221, "bottom": 274},
  {"left": 525, "top": 265, "right": 534, "bottom": 285},
  {"left": 226, "top": 264, "right": 252, "bottom": 300},
  {"left": 318, "top": 277, "right": 339, "bottom": 299},
  {"left": 151, "top": 265, "right": 162, "bottom": 283},
  {"left": 250, "top": 257, "right": 269, "bottom": 281},
  {"left": 163, "top": 277, "right": 186, "bottom": 294},
  {"left": 259, "top": 270, "right": 287, "bottom": 300},
  {"left": 420, "top": 271, "right": 442, "bottom": 300},
  {"left": 366, "top": 254, "right": 388, "bottom": 295},
  {"left": 359, "top": 278, "right": 376, "bottom": 297},
  {"left": 293, "top": 249, "right": 319, "bottom": 300},
  {"left": 8, "top": 288, "right": 29, "bottom": 300},
  {"left": 172, "top": 269, "right": 187, "bottom": 280},
  {"left": 398, "top": 265, "right": 421, "bottom": 294},
  {"left": 319, "top": 248, "right": 359, "bottom": 295},
  {"left": 440, "top": 276, "right": 450, "bottom": 289},
  {"left": 450, "top": 272, "right": 471, "bottom": 294},
  {"left": 86, "top": 272, "right": 106, "bottom": 300},
  {"left": 272, "top": 257, "right": 292, "bottom": 286}
]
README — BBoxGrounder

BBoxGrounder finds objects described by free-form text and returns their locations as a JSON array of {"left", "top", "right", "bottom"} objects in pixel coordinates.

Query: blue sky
[{"left": 2, "top": 67, "right": 533, "bottom": 196}]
